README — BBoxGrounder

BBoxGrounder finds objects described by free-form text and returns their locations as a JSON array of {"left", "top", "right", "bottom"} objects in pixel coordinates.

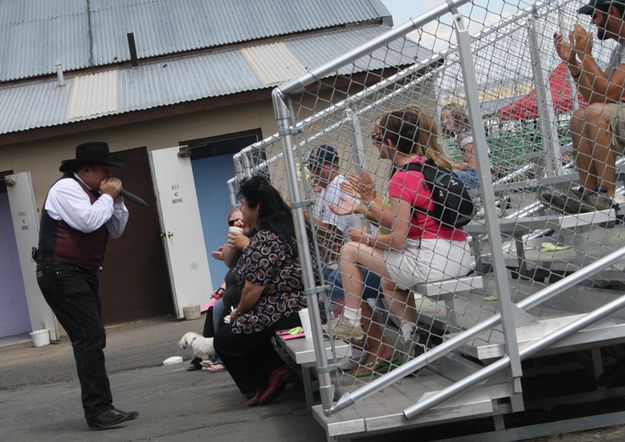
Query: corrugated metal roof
[
  {"left": 0, "top": 25, "right": 430, "bottom": 136},
  {"left": 0, "top": 0, "right": 390, "bottom": 82}
]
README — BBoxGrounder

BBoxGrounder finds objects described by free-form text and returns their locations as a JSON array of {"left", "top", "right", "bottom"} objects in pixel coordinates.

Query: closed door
[
  {"left": 99, "top": 147, "right": 174, "bottom": 324},
  {"left": 0, "top": 173, "right": 30, "bottom": 337}
]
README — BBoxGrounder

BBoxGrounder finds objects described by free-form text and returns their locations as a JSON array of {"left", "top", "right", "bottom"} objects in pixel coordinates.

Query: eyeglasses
[
  {"left": 371, "top": 133, "right": 384, "bottom": 144},
  {"left": 228, "top": 218, "right": 242, "bottom": 226}
]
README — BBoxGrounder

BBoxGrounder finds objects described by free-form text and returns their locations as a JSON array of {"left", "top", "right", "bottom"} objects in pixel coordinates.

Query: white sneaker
[
  {"left": 339, "top": 346, "right": 363, "bottom": 370},
  {"left": 322, "top": 315, "right": 364, "bottom": 344}
]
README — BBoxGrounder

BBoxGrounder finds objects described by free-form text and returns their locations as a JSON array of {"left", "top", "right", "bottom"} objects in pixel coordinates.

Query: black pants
[
  {"left": 36, "top": 261, "right": 112, "bottom": 420},
  {"left": 214, "top": 314, "right": 301, "bottom": 397}
]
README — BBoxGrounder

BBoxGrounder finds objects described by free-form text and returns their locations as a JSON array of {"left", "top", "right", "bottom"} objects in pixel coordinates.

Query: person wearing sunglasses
[
  {"left": 328, "top": 107, "right": 473, "bottom": 376},
  {"left": 188, "top": 207, "right": 250, "bottom": 372}
]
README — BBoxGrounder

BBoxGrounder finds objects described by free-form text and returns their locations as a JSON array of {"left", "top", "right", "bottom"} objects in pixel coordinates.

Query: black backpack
[{"left": 400, "top": 160, "right": 474, "bottom": 227}]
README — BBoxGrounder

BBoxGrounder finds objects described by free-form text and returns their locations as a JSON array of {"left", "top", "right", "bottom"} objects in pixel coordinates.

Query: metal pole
[
  {"left": 404, "top": 289, "right": 625, "bottom": 418},
  {"left": 226, "top": 178, "right": 237, "bottom": 207},
  {"left": 240, "top": 150, "right": 254, "bottom": 178},
  {"left": 271, "top": 88, "right": 334, "bottom": 411},
  {"left": 528, "top": 8, "right": 563, "bottom": 176},
  {"left": 329, "top": 244, "right": 625, "bottom": 415},
  {"left": 346, "top": 108, "right": 366, "bottom": 173},
  {"left": 454, "top": 12, "right": 524, "bottom": 410},
  {"left": 279, "top": 0, "right": 473, "bottom": 94}
]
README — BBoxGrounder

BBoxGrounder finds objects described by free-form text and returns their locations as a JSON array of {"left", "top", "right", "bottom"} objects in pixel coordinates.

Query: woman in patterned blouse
[{"left": 214, "top": 175, "right": 310, "bottom": 406}]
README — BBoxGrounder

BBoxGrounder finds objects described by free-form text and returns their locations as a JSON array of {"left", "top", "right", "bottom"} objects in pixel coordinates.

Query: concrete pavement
[
  {"left": 2, "top": 315, "right": 624, "bottom": 441},
  {"left": 0, "top": 315, "right": 326, "bottom": 441}
]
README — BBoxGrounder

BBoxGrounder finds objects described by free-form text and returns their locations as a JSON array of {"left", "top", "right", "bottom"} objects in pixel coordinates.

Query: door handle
[{"left": 160, "top": 231, "right": 174, "bottom": 238}]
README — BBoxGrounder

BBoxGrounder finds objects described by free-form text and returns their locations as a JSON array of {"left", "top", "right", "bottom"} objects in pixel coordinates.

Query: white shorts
[{"left": 384, "top": 238, "right": 473, "bottom": 290}]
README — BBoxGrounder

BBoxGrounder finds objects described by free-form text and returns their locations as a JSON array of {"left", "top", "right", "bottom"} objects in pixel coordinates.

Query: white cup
[
  {"left": 298, "top": 308, "right": 313, "bottom": 340},
  {"left": 229, "top": 226, "right": 244, "bottom": 235},
  {"left": 347, "top": 214, "right": 366, "bottom": 229}
]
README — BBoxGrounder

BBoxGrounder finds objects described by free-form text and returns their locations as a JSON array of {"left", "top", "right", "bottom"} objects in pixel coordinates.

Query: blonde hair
[{"left": 374, "top": 106, "right": 453, "bottom": 171}]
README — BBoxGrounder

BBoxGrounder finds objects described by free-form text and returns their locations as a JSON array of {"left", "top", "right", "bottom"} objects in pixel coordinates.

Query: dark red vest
[{"left": 38, "top": 175, "right": 109, "bottom": 272}]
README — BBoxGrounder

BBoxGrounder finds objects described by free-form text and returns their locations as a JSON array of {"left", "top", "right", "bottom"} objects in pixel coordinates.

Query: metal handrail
[{"left": 404, "top": 260, "right": 625, "bottom": 417}]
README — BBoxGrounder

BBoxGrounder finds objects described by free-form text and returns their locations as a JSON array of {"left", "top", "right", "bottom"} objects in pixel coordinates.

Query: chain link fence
[{"left": 228, "top": 0, "right": 625, "bottom": 420}]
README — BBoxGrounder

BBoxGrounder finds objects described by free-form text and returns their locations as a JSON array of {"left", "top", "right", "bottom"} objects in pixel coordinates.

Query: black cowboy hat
[{"left": 59, "top": 141, "right": 126, "bottom": 172}]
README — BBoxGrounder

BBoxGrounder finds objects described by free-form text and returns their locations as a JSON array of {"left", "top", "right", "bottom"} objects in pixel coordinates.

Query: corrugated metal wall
[
  {"left": 0, "top": 0, "right": 389, "bottom": 82},
  {"left": 0, "top": 25, "right": 428, "bottom": 135}
]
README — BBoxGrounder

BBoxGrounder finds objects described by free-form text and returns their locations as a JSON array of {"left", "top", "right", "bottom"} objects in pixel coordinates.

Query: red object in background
[{"left": 498, "top": 62, "right": 586, "bottom": 121}]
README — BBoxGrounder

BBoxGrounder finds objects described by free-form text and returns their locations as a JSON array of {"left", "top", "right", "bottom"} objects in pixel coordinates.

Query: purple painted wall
[{"left": 0, "top": 192, "right": 30, "bottom": 337}]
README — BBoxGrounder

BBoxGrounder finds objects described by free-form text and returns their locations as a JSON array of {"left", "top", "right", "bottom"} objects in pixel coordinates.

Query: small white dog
[{"left": 178, "top": 332, "right": 214, "bottom": 363}]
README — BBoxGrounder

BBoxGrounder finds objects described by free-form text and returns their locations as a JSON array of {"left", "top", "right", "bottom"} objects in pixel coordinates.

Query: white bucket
[{"left": 30, "top": 329, "right": 50, "bottom": 347}]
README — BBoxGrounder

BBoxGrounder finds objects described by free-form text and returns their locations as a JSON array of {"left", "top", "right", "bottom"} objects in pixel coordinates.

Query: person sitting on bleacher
[
  {"left": 441, "top": 103, "right": 480, "bottom": 189},
  {"left": 541, "top": 0, "right": 625, "bottom": 214},
  {"left": 305, "top": 144, "right": 382, "bottom": 313},
  {"left": 326, "top": 106, "right": 473, "bottom": 375}
]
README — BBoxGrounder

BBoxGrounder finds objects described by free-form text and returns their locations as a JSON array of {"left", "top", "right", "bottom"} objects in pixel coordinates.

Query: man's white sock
[
  {"left": 342, "top": 307, "right": 362, "bottom": 326},
  {"left": 401, "top": 322, "right": 416, "bottom": 340}
]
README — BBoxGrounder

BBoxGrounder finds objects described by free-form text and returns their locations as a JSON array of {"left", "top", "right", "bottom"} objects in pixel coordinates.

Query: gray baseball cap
[{"left": 578, "top": 0, "right": 625, "bottom": 15}]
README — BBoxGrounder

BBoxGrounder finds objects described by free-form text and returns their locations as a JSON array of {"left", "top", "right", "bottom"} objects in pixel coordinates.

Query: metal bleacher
[{"left": 228, "top": 0, "right": 625, "bottom": 440}]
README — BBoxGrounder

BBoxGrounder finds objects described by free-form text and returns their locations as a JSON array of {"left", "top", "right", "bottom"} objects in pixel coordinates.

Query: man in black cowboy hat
[
  {"left": 541, "top": 0, "right": 625, "bottom": 214},
  {"left": 35, "top": 141, "right": 138, "bottom": 430}
]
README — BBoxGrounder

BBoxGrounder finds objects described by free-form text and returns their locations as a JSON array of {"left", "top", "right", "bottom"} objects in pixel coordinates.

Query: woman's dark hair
[{"left": 237, "top": 175, "right": 297, "bottom": 252}]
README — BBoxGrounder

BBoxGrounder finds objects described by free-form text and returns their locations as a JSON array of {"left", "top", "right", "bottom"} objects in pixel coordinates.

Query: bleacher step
[
  {"left": 449, "top": 314, "right": 625, "bottom": 361},
  {"left": 313, "top": 369, "right": 511, "bottom": 439}
]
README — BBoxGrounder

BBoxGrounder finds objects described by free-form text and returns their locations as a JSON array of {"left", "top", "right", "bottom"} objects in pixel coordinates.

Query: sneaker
[
  {"left": 568, "top": 185, "right": 582, "bottom": 198},
  {"left": 397, "top": 336, "right": 415, "bottom": 364},
  {"left": 582, "top": 191, "right": 617, "bottom": 211},
  {"left": 322, "top": 315, "right": 364, "bottom": 344},
  {"left": 539, "top": 189, "right": 594, "bottom": 214}
]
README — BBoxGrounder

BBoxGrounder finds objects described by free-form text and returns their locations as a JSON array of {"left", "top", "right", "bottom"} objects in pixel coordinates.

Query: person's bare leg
[
  {"left": 380, "top": 278, "right": 416, "bottom": 327},
  {"left": 584, "top": 104, "right": 617, "bottom": 196},
  {"left": 339, "top": 241, "right": 393, "bottom": 310},
  {"left": 570, "top": 107, "right": 598, "bottom": 191},
  {"left": 360, "top": 302, "right": 394, "bottom": 363}
]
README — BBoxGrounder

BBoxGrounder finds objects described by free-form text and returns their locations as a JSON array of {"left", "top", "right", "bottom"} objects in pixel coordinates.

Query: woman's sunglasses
[
  {"left": 228, "top": 218, "right": 242, "bottom": 226},
  {"left": 371, "top": 133, "right": 384, "bottom": 144}
]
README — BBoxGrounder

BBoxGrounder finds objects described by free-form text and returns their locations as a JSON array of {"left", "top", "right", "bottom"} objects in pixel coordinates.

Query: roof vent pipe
[
  {"left": 127, "top": 33, "right": 138, "bottom": 67},
  {"left": 54, "top": 60, "right": 65, "bottom": 87}
]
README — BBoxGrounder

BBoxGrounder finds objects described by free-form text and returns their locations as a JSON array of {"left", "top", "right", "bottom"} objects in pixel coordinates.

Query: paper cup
[
  {"left": 30, "top": 329, "right": 50, "bottom": 347},
  {"left": 347, "top": 215, "right": 366, "bottom": 229},
  {"left": 298, "top": 308, "right": 312, "bottom": 340},
  {"left": 229, "top": 226, "right": 244, "bottom": 235}
]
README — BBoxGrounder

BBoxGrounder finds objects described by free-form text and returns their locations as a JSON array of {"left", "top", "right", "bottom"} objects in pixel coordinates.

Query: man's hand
[
  {"left": 329, "top": 197, "right": 361, "bottom": 216},
  {"left": 573, "top": 23, "right": 593, "bottom": 57},
  {"left": 341, "top": 170, "right": 376, "bottom": 202},
  {"left": 554, "top": 31, "right": 576, "bottom": 63},
  {"left": 100, "top": 177, "right": 122, "bottom": 202}
]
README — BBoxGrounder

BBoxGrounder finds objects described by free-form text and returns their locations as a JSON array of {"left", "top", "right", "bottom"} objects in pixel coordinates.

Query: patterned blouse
[{"left": 231, "top": 229, "right": 308, "bottom": 334}]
